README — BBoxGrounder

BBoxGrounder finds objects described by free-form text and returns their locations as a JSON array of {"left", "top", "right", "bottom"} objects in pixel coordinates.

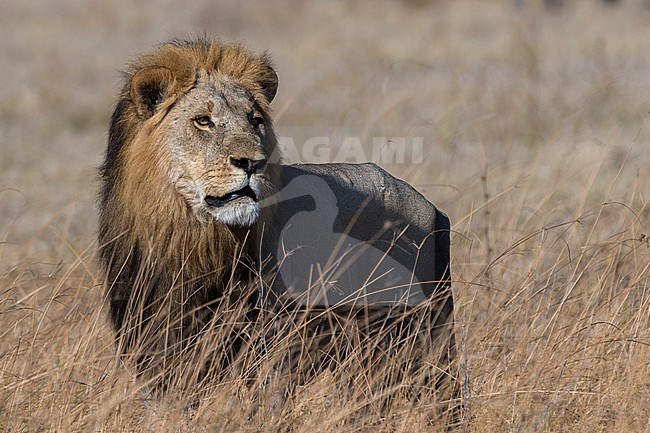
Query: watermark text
[{"left": 278, "top": 137, "right": 424, "bottom": 164}]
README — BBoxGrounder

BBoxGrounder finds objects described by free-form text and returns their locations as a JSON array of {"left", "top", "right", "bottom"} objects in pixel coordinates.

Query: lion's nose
[{"left": 230, "top": 156, "right": 267, "bottom": 176}]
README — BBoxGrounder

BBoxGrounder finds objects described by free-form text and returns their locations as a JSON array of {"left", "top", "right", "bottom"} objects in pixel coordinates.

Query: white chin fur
[{"left": 209, "top": 199, "right": 260, "bottom": 226}]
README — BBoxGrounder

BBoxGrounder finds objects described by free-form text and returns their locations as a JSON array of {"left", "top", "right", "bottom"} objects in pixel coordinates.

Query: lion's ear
[
  {"left": 130, "top": 67, "right": 176, "bottom": 119},
  {"left": 257, "top": 55, "right": 278, "bottom": 103}
]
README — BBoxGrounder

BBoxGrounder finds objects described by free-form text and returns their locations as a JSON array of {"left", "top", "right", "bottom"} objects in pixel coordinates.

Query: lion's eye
[{"left": 193, "top": 116, "right": 214, "bottom": 129}]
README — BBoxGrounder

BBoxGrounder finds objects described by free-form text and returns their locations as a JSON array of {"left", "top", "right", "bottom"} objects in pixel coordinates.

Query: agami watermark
[{"left": 278, "top": 136, "right": 424, "bottom": 164}]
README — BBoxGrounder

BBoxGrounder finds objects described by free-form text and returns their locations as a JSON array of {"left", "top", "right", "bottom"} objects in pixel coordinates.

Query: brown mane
[{"left": 98, "top": 39, "right": 280, "bottom": 381}]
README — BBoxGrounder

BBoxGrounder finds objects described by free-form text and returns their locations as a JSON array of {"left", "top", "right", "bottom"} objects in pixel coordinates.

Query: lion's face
[
  {"left": 127, "top": 52, "right": 279, "bottom": 227},
  {"left": 159, "top": 73, "right": 273, "bottom": 226}
]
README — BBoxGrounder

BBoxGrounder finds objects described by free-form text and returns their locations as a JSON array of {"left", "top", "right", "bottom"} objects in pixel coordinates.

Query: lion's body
[{"left": 98, "top": 38, "right": 457, "bottom": 417}]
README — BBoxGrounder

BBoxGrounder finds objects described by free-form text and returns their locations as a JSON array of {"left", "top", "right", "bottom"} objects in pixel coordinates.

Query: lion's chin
[{"left": 205, "top": 197, "right": 260, "bottom": 227}]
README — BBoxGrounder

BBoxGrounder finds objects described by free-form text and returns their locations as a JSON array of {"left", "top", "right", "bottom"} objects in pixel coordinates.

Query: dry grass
[{"left": 1, "top": 0, "right": 649, "bottom": 431}]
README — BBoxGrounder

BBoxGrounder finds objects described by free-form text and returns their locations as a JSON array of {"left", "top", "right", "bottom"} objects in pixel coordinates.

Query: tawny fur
[{"left": 98, "top": 40, "right": 458, "bottom": 421}]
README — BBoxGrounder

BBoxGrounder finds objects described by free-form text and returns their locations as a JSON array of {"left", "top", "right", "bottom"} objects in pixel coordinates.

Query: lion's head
[{"left": 104, "top": 39, "right": 280, "bottom": 229}]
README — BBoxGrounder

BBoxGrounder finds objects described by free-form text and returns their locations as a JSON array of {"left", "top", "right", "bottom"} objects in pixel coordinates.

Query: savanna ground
[{"left": 1, "top": 1, "right": 649, "bottom": 431}]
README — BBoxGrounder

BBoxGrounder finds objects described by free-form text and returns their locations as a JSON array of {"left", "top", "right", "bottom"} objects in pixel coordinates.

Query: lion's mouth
[{"left": 205, "top": 185, "right": 257, "bottom": 208}]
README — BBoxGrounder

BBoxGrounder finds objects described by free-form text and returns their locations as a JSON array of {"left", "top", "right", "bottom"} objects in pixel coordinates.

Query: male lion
[{"left": 98, "top": 38, "right": 457, "bottom": 421}]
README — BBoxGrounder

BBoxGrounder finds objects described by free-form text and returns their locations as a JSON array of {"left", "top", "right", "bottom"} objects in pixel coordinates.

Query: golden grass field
[{"left": 1, "top": 1, "right": 649, "bottom": 431}]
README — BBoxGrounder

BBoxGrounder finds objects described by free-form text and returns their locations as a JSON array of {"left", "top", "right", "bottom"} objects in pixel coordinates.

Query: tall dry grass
[{"left": 1, "top": 1, "right": 649, "bottom": 431}]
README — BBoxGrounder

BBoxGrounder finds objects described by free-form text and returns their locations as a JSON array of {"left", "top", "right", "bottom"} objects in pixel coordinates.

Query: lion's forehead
[{"left": 182, "top": 75, "right": 254, "bottom": 114}]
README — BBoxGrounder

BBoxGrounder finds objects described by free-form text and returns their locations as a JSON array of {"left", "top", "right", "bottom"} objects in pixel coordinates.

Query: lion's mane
[{"left": 98, "top": 39, "right": 279, "bottom": 384}]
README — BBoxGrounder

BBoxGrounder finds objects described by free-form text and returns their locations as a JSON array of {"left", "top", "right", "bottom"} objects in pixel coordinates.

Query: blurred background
[{"left": 1, "top": 1, "right": 649, "bottom": 430}]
